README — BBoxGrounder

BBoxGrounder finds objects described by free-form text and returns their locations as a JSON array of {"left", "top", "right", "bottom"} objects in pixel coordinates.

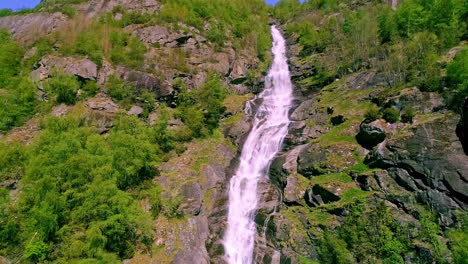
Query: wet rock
[
  {"left": 270, "top": 143, "right": 310, "bottom": 190},
  {"left": 365, "top": 114, "right": 468, "bottom": 223},
  {"left": 356, "top": 122, "right": 386, "bottom": 149},
  {"left": 177, "top": 181, "right": 202, "bottom": 216},
  {"left": 224, "top": 118, "right": 252, "bottom": 145},
  {"left": 173, "top": 216, "right": 210, "bottom": 264},
  {"left": 31, "top": 55, "right": 98, "bottom": 81},
  {"left": 304, "top": 184, "right": 341, "bottom": 207},
  {"left": 290, "top": 99, "right": 313, "bottom": 121},
  {"left": 456, "top": 97, "right": 468, "bottom": 155}
]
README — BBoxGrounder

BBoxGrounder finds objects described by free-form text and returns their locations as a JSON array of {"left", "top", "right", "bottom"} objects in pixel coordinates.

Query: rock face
[
  {"left": 134, "top": 25, "right": 200, "bottom": 48},
  {"left": 456, "top": 97, "right": 468, "bottom": 155},
  {"left": 356, "top": 122, "right": 387, "bottom": 149},
  {"left": 115, "top": 67, "right": 173, "bottom": 98},
  {"left": 0, "top": 12, "right": 65, "bottom": 44},
  {"left": 0, "top": 0, "right": 161, "bottom": 44},
  {"left": 31, "top": 55, "right": 98, "bottom": 81},
  {"left": 304, "top": 185, "right": 341, "bottom": 207},
  {"left": 365, "top": 114, "right": 468, "bottom": 222}
]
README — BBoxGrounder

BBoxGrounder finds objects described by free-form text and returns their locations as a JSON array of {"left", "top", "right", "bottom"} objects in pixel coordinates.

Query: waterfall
[{"left": 223, "top": 25, "right": 294, "bottom": 264}]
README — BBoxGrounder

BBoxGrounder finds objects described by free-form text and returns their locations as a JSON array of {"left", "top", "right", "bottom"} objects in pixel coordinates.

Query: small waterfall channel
[{"left": 223, "top": 25, "right": 294, "bottom": 264}]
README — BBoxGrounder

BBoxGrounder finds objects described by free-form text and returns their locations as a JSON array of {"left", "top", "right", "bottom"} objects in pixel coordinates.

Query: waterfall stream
[{"left": 223, "top": 25, "right": 294, "bottom": 264}]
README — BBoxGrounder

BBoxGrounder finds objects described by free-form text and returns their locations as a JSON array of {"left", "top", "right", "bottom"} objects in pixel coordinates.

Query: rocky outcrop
[
  {"left": 356, "top": 122, "right": 386, "bottom": 149},
  {"left": 115, "top": 66, "right": 173, "bottom": 98},
  {"left": 0, "top": 0, "right": 161, "bottom": 44},
  {"left": 0, "top": 12, "right": 65, "bottom": 44},
  {"left": 304, "top": 184, "right": 341, "bottom": 207},
  {"left": 134, "top": 25, "right": 203, "bottom": 48},
  {"left": 456, "top": 97, "right": 468, "bottom": 155},
  {"left": 85, "top": 94, "right": 119, "bottom": 113},
  {"left": 31, "top": 55, "right": 98, "bottom": 81},
  {"left": 365, "top": 114, "right": 468, "bottom": 224}
]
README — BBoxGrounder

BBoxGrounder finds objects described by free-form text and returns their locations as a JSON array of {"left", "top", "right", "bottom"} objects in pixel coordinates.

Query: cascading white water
[{"left": 224, "top": 25, "right": 293, "bottom": 264}]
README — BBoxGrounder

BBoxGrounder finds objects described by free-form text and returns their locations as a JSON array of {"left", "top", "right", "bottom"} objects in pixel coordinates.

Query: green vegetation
[
  {"left": 0, "top": 110, "right": 166, "bottom": 261},
  {"left": 46, "top": 70, "right": 81, "bottom": 105},
  {"left": 274, "top": 0, "right": 467, "bottom": 108},
  {"left": 0, "top": 30, "right": 38, "bottom": 132},
  {"left": 157, "top": 0, "right": 271, "bottom": 56},
  {"left": 445, "top": 49, "right": 468, "bottom": 112},
  {"left": 317, "top": 202, "right": 452, "bottom": 264},
  {"left": 176, "top": 74, "right": 228, "bottom": 138},
  {"left": 382, "top": 108, "right": 400, "bottom": 123}
]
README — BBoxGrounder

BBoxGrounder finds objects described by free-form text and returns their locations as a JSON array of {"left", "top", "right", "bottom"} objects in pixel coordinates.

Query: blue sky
[
  {"left": 0, "top": 0, "right": 41, "bottom": 10},
  {"left": 0, "top": 0, "right": 287, "bottom": 10}
]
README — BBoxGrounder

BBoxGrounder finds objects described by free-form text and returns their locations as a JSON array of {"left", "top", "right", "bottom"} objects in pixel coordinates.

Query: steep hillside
[
  {"left": 0, "top": 0, "right": 467, "bottom": 263},
  {"left": 0, "top": 0, "right": 271, "bottom": 263},
  {"left": 255, "top": 0, "right": 468, "bottom": 263}
]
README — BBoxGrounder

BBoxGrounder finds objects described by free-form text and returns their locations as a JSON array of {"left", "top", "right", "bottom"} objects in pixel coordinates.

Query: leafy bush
[
  {"left": 383, "top": 108, "right": 399, "bottom": 123},
  {"left": 109, "top": 31, "right": 147, "bottom": 69},
  {"left": 0, "top": 9, "right": 12, "bottom": 17},
  {"left": 153, "top": 106, "right": 175, "bottom": 152},
  {"left": 81, "top": 80, "right": 100, "bottom": 98},
  {"left": 105, "top": 75, "right": 135, "bottom": 103},
  {"left": 46, "top": 70, "right": 80, "bottom": 105},
  {"left": 445, "top": 49, "right": 468, "bottom": 112},
  {"left": 9, "top": 110, "right": 165, "bottom": 261},
  {"left": 25, "top": 241, "right": 49, "bottom": 262},
  {"left": 319, "top": 202, "right": 409, "bottom": 264},
  {"left": 401, "top": 106, "right": 415, "bottom": 123},
  {"left": 0, "top": 30, "right": 23, "bottom": 88},
  {"left": 62, "top": 5, "right": 77, "bottom": 18},
  {"left": 175, "top": 75, "right": 227, "bottom": 137},
  {"left": 0, "top": 142, "right": 26, "bottom": 181},
  {"left": 364, "top": 107, "right": 381, "bottom": 123}
]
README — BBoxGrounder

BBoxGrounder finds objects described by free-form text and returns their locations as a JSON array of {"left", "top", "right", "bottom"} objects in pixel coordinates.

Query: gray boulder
[
  {"left": 356, "top": 122, "right": 386, "bottom": 149},
  {"left": 31, "top": 55, "right": 98, "bottom": 81},
  {"left": 115, "top": 66, "right": 173, "bottom": 98}
]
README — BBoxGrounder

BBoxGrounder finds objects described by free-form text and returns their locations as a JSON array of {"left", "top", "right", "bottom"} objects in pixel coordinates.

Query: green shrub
[
  {"left": 445, "top": 49, "right": 468, "bottom": 112},
  {"left": 153, "top": 106, "right": 175, "bottom": 152},
  {"left": 383, "top": 108, "right": 399, "bottom": 123},
  {"left": 25, "top": 241, "right": 49, "bottom": 262},
  {"left": 109, "top": 31, "right": 147, "bottom": 69},
  {"left": 175, "top": 75, "right": 227, "bottom": 137},
  {"left": 0, "top": 30, "right": 23, "bottom": 88},
  {"left": 0, "top": 142, "right": 26, "bottom": 181},
  {"left": 62, "top": 5, "right": 77, "bottom": 18},
  {"left": 0, "top": 77, "right": 38, "bottom": 132},
  {"left": 446, "top": 213, "right": 468, "bottom": 264},
  {"left": 105, "top": 75, "right": 134, "bottom": 102},
  {"left": 401, "top": 106, "right": 415, "bottom": 123},
  {"left": 0, "top": 9, "right": 12, "bottom": 17},
  {"left": 46, "top": 70, "right": 80, "bottom": 105},
  {"left": 364, "top": 108, "right": 381, "bottom": 123},
  {"left": 81, "top": 80, "right": 100, "bottom": 98}
]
